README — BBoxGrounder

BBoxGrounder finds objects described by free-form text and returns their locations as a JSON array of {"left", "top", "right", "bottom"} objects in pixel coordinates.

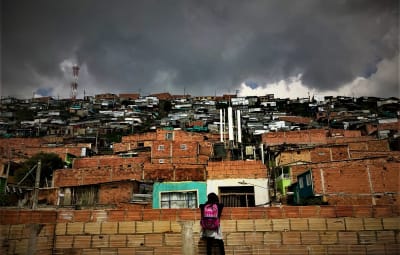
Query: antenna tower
[{"left": 71, "top": 65, "right": 80, "bottom": 100}]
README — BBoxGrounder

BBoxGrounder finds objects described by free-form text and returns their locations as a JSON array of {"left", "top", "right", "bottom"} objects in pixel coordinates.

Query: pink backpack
[{"left": 201, "top": 203, "right": 220, "bottom": 230}]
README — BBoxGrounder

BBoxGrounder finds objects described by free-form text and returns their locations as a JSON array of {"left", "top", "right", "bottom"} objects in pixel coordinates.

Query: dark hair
[{"left": 207, "top": 192, "right": 219, "bottom": 204}]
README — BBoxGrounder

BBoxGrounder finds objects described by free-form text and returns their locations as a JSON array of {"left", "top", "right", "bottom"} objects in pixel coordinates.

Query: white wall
[{"left": 206, "top": 178, "right": 270, "bottom": 206}]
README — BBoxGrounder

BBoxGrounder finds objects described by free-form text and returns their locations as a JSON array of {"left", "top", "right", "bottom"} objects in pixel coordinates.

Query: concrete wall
[{"left": 1, "top": 206, "right": 399, "bottom": 255}]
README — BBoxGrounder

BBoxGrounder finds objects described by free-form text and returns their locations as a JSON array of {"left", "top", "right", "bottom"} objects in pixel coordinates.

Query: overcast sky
[{"left": 1, "top": 0, "right": 399, "bottom": 99}]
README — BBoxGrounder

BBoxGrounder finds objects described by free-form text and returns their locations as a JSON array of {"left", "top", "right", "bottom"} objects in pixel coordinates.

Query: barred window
[{"left": 160, "top": 191, "right": 198, "bottom": 209}]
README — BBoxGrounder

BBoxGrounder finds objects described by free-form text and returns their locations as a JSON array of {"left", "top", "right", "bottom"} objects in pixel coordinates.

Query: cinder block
[
  {"left": 237, "top": 219, "right": 254, "bottom": 232},
  {"left": 327, "top": 245, "right": 348, "bottom": 255},
  {"left": 319, "top": 231, "right": 337, "bottom": 244},
  {"left": 263, "top": 232, "right": 281, "bottom": 245},
  {"left": 145, "top": 233, "right": 163, "bottom": 247},
  {"left": 126, "top": 234, "right": 145, "bottom": 247},
  {"left": 385, "top": 244, "right": 400, "bottom": 255},
  {"left": 136, "top": 221, "right": 153, "bottom": 233},
  {"left": 347, "top": 244, "right": 367, "bottom": 255},
  {"left": 84, "top": 222, "right": 101, "bottom": 235},
  {"left": 254, "top": 219, "right": 272, "bottom": 232},
  {"left": 55, "top": 223, "right": 67, "bottom": 236},
  {"left": 154, "top": 246, "right": 182, "bottom": 254},
  {"left": 109, "top": 235, "right": 127, "bottom": 247},
  {"left": 73, "top": 235, "right": 92, "bottom": 248},
  {"left": 376, "top": 230, "right": 395, "bottom": 244},
  {"left": 272, "top": 219, "right": 290, "bottom": 231},
  {"left": 300, "top": 232, "right": 320, "bottom": 245},
  {"left": 244, "top": 232, "right": 263, "bottom": 245},
  {"left": 170, "top": 221, "right": 182, "bottom": 233},
  {"left": 338, "top": 231, "right": 358, "bottom": 244},
  {"left": 67, "top": 222, "right": 84, "bottom": 235},
  {"left": 226, "top": 232, "right": 245, "bottom": 245},
  {"left": 14, "top": 238, "right": 29, "bottom": 255},
  {"left": 153, "top": 221, "right": 170, "bottom": 233},
  {"left": 382, "top": 217, "right": 400, "bottom": 230},
  {"left": 358, "top": 231, "right": 377, "bottom": 244},
  {"left": 118, "top": 221, "right": 135, "bottom": 234},
  {"left": 220, "top": 220, "right": 237, "bottom": 233},
  {"left": 365, "top": 244, "right": 385, "bottom": 254},
  {"left": 35, "top": 236, "right": 52, "bottom": 251},
  {"left": 101, "top": 222, "right": 118, "bottom": 234},
  {"left": 164, "top": 233, "right": 181, "bottom": 246},
  {"left": 55, "top": 235, "right": 74, "bottom": 248},
  {"left": 363, "top": 218, "right": 383, "bottom": 230},
  {"left": 326, "top": 218, "right": 345, "bottom": 231},
  {"left": 290, "top": 218, "right": 308, "bottom": 231},
  {"left": 117, "top": 247, "right": 136, "bottom": 255},
  {"left": 9, "top": 224, "right": 23, "bottom": 238},
  {"left": 306, "top": 245, "right": 326, "bottom": 255},
  {"left": 345, "top": 217, "right": 364, "bottom": 231},
  {"left": 282, "top": 232, "right": 301, "bottom": 245},
  {"left": 309, "top": 218, "right": 327, "bottom": 231},
  {"left": 91, "top": 235, "right": 109, "bottom": 248}
]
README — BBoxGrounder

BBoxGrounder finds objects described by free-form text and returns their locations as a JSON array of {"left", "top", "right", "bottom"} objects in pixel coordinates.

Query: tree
[{"left": 14, "top": 152, "right": 64, "bottom": 187}]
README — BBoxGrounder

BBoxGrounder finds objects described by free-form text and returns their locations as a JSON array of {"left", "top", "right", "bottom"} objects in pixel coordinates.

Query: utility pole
[{"left": 32, "top": 160, "right": 41, "bottom": 210}]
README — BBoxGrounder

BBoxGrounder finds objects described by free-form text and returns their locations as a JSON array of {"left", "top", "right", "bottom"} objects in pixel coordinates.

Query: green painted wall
[
  {"left": 152, "top": 181, "right": 207, "bottom": 209},
  {"left": 276, "top": 178, "right": 291, "bottom": 195}
]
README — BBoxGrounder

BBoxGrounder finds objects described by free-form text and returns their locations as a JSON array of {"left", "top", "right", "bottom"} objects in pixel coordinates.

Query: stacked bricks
[
  {"left": 72, "top": 156, "right": 149, "bottom": 169},
  {"left": 290, "top": 158, "right": 400, "bottom": 206},
  {"left": 206, "top": 160, "right": 267, "bottom": 179},
  {"left": 53, "top": 163, "right": 144, "bottom": 187},
  {"left": 262, "top": 129, "right": 328, "bottom": 145},
  {"left": 143, "top": 163, "right": 206, "bottom": 181},
  {"left": 277, "top": 145, "right": 351, "bottom": 166},
  {"left": 1, "top": 205, "right": 399, "bottom": 255}
]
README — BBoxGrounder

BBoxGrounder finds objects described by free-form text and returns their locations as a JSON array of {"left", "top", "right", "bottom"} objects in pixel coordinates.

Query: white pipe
[
  {"left": 237, "top": 109, "right": 242, "bottom": 143},
  {"left": 228, "top": 107, "right": 234, "bottom": 141},
  {"left": 219, "top": 109, "right": 223, "bottom": 142}
]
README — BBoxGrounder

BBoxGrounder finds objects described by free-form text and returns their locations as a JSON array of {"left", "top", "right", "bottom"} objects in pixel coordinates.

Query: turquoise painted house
[{"left": 152, "top": 181, "right": 207, "bottom": 209}]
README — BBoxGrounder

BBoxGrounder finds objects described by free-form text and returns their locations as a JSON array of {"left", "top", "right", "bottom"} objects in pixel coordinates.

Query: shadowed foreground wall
[{"left": 0, "top": 205, "right": 399, "bottom": 255}]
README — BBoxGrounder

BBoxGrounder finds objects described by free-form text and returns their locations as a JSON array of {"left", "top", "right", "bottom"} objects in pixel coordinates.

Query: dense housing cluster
[{"left": 0, "top": 93, "right": 399, "bottom": 209}]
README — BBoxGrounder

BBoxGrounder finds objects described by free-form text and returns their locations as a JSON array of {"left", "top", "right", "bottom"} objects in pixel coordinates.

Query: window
[
  {"left": 180, "top": 144, "right": 187, "bottom": 150},
  {"left": 165, "top": 132, "right": 173, "bottom": 140},
  {"left": 158, "top": 145, "right": 165, "bottom": 151},
  {"left": 160, "top": 191, "right": 198, "bottom": 208},
  {"left": 306, "top": 173, "right": 312, "bottom": 186},
  {"left": 299, "top": 178, "right": 304, "bottom": 189},
  {"left": 219, "top": 186, "right": 255, "bottom": 207}
]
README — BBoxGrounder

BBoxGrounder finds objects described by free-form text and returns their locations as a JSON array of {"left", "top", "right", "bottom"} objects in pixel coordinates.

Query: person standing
[{"left": 200, "top": 192, "right": 225, "bottom": 255}]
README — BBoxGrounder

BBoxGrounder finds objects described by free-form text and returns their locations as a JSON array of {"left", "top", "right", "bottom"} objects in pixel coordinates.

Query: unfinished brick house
[{"left": 263, "top": 129, "right": 400, "bottom": 206}]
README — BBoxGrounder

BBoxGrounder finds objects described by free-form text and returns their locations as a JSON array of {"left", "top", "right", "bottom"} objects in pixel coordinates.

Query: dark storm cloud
[{"left": 1, "top": 0, "right": 398, "bottom": 98}]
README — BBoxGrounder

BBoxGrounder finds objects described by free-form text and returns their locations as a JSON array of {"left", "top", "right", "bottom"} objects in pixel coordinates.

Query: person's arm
[
  {"left": 218, "top": 203, "right": 224, "bottom": 218},
  {"left": 199, "top": 204, "right": 204, "bottom": 218}
]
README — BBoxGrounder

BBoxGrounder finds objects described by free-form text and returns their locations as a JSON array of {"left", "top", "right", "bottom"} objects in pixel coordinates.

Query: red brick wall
[
  {"left": 290, "top": 158, "right": 400, "bottom": 205},
  {"left": 143, "top": 163, "right": 206, "bottom": 181},
  {"left": 121, "top": 132, "right": 157, "bottom": 142},
  {"left": 53, "top": 164, "right": 144, "bottom": 187},
  {"left": 277, "top": 145, "right": 350, "bottom": 165},
  {"left": 329, "top": 129, "right": 361, "bottom": 137},
  {"left": 262, "top": 129, "right": 328, "bottom": 145},
  {"left": 151, "top": 141, "right": 200, "bottom": 162},
  {"left": 206, "top": 160, "right": 267, "bottom": 179},
  {"left": 156, "top": 129, "right": 205, "bottom": 142},
  {"left": 98, "top": 181, "right": 136, "bottom": 205},
  {"left": 72, "top": 156, "right": 148, "bottom": 168}
]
